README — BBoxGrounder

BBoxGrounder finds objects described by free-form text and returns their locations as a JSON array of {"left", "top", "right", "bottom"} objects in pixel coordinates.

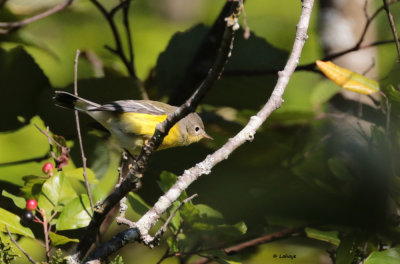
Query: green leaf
[
  {"left": 64, "top": 168, "right": 98, "bottom": 184},
  {"left": 20, "top": 175, "right": 47, "bottom": 198},
  {"left": 0, "top": 47, "right": 50, "bottom": 132},
  {"left": 158, "top": 171, "right": 178, "bottom": 193},
  {"left": 38, "top": 171, "right": 77, "bottom": 217},
  {"left": 166, "top": 236, "right": 179, "bottom": 253},
  {"left": 0, "top": 208, "right": 34, "bottom": 238},
  {"left": 196, "top": 204, "right": 224, "bottom": 220},
  {"left": 2, "top": 190, "right": 26, "bottom": 209},
  {"left": 49, "top": 232, "right": 79, "bottom": 246},
  {"left": 336, "top": 233, "right": 363, "bottom": 264},
  {"left": 56, "top": 195, "right": 92, "bottom": 230},
  {"left": 127, "top": 193, "right": 151, "bottom": 217},
  {"left": 364, "top": 248, "right": 400, "bottom": 264},
  {"left": 38, "top": 172, "right": 64, "bottom": 217},
  {"left": 0, "top": 116, "right": 51, "bottom": 187},
  {"left": 156, "top": 25, "right": 287, "bottom": 109},
  {"left": 305, "top": 227, "right": 340, "bottom": 246}
]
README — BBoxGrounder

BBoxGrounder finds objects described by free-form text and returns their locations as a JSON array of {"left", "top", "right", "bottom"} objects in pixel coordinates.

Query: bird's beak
[{"left": 203, "top": 132, "right": 213, "bottom": 140}]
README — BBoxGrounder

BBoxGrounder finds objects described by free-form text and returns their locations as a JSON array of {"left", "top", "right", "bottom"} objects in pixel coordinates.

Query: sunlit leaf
[
  {"left": 364, "top": 248, "right": 400, "bottom": 264},
  {"left": 64, "top": 168, "right": 98, "bottom": 184},
  {"left": 56, "top": 195, "right": 92, "bottom": 230},
  {"left": 0, "top": 208, "right": 34, "bottom": 238},
  {"left": 38, "top": 172, "right": 64, "bottom": 217},
  {"left": 305, "top": 227, "right": 340, "bottom": 246},
  {"left": 2, "top": 190, "right": 26, "bottom": 209},
  {"left": 316, "top": 60, "right": 379, "bottom": 95},
  {"left": 49, "top": 232, "right": 79, "bottom": 246}
]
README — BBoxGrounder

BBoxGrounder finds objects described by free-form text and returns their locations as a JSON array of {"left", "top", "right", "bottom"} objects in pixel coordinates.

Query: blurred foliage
[{"left": 1, "top": 0, "right": 400, "bottom": 264}]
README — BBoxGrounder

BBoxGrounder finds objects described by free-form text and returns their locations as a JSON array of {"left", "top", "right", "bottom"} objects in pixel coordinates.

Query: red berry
[
  {"left": 42, "top": 162, "right": 54, "bottom": 174},
  {"left": 26, "top": 199, "right": 38, "bottom": 211}
]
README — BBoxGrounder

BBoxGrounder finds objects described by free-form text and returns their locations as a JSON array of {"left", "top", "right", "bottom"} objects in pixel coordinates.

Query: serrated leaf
[
  {"left": 56, "top": 195, "right": 92, "bottom": 230},
  {"left": 64, "top": 168, "right": 98, "bottom": 184},
  {"left": 0, "top": 208, "right": 34, "bottom": 238},
  {"left": 2, "top": 190, "right": 26, "bottom": 209},
  {"left": 316, "top": 60, "right": 379, "bottom": 95},
  {"left": 49, "top": 232, "right": 79, "bottom": 246},
  {"left": 305, "top": 227, "right": 340, "bottom": 246},
  {"left": 364, "top": 248, "right": 400, "bottom": 264}
]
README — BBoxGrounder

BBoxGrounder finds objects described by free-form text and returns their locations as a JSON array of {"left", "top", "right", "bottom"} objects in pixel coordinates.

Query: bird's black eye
[{"left": 195, "top": 126, "right": 200, "bottom": 132}]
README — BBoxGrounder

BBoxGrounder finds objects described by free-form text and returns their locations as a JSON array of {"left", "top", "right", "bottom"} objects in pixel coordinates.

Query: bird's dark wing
[{"left": 89, "top": 100, "right": 177, "bottom": 115}]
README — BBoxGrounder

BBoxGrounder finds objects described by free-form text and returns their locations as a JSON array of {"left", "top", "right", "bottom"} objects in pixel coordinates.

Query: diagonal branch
[
  {"left": 89, "top": 0, "right": 148, "bottom": 99},
  {"left": 73, "top": 49, "right": 94, "bottom": 212},
  {"left": 382, "top": 0, "right": 400, "bottom": 60},
  {"left": 82, "top": 0, "right": 314, "bottom": 261},
  {"left": 6, "top": 225, "right": 37, "bottom": 264},
  {"left": 133, "top": 0, "right": 314, "bottom": 244},
  {"left": 72, "top": 2, "right": 242, "bottom": 260},
  {"left": 0, "top": 0, "right": 73, "bottom": 33}
]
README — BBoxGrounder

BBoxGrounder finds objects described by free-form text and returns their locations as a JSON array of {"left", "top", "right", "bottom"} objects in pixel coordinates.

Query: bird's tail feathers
[{"left": 53, "top": 91, "right": 100, "bottom": 112}]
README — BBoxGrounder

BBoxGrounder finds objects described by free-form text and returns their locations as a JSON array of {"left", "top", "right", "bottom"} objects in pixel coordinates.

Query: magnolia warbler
[{"left": 53, "top": 91, "right": 212, "bottom": 154}]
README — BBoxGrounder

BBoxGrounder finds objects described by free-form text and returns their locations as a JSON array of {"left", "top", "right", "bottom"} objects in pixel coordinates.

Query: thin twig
[
  {"left": 5, "top": 226, "right": 37, "bottom": 264},
  {"left": 90, "top": 0, "right": 130, "bottom": 73},
  {"left": 382, "top": 0, "right": 400, "bottom": 61},
  {"left": 39, "top": 210, "right": 51, "bottom": 261},
  {"left": 73, "top": 49, "right": 94, "bottom": 212},
  {"left": 154, "top": 194, "right": 198, "bottom": 240},
  {"left": 122, "top": 0, "right": 135, "bottom": 79},
  {"left": 240, "top": 0, "right": 250, "bottom": 39},
  {"left": 34, "top": 124, "right": 64, "bottom": 149},
  {"left": 89, "top": 0, "right": 149, "bottom": 99},
  {"left": 0, "top": 0, "right": 73, "bottom": 33},
  {"left": 224, "top": 226, "right": 304, "bottom": 254},
  {"left": 171, "top": 225, "right": 306, "bottom": 264}
]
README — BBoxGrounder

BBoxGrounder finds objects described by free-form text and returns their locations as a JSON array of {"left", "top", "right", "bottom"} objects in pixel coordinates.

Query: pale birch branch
[
  {"left": 84, "top": 1, "right": 315, "bottom": 260},
  {"left": 135, "top": 0, "right": 314, "bottom": 243},
  {"left": 0, "top": 0, "right": 73, "bottom": 33}
]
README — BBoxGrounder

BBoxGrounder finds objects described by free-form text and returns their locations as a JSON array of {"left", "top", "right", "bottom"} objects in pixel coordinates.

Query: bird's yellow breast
[{"left": 101, "top": 112, "right": 183, "bottom": 154}]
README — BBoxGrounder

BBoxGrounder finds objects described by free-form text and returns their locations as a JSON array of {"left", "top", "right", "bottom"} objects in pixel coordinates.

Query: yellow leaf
[{"left": 316, "top": 60, "right": 379, "bottom": 95}]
